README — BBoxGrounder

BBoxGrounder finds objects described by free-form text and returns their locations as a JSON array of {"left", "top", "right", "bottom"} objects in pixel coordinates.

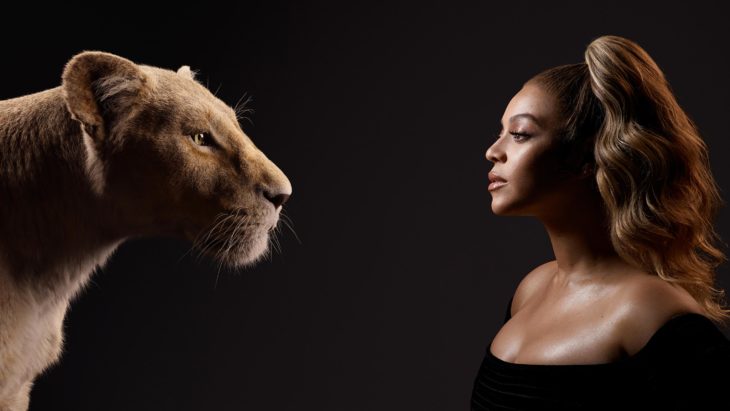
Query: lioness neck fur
[{"left": 0, "top": 51, "right": 291, "bottom": 410}]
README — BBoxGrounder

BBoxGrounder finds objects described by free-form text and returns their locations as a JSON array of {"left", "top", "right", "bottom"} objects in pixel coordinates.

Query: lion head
[{"left": 61, "top": 51, "right": 292, "bottom": 268}]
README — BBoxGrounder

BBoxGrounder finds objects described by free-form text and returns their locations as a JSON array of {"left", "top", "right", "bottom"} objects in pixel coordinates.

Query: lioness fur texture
[{"left": 0, "top": 51, "right": 292, "bottom": 410}]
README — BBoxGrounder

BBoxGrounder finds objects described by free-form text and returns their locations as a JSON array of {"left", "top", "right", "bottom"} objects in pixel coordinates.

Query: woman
[{"left": 471, "top": 35, "right": 730, "bottom": 410}]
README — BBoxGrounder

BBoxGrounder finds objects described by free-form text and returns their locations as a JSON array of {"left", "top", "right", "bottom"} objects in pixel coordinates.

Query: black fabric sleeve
[
  {"left": 637, "top": 314, "right": 730, "bottom": 409},
  {"left": 675, "top": 328, "right": 730, "bottom": 409}
]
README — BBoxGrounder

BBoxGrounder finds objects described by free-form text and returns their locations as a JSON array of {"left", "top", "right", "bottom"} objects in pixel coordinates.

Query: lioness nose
[{"left": 264, "top": 191, "right": 290, "bottom": 208}]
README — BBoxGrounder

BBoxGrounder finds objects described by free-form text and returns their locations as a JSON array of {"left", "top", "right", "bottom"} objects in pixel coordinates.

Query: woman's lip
[
  {"left": 488, "top": 171, "right": 507, "bottom": 183},
  {"left": 488, "top": 181, "right": 508, "bottom": 191}
]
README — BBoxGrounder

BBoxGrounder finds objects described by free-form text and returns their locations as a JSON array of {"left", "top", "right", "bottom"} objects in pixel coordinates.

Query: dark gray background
[{"left": 2, "top": 1, "right": 729, "bottom": 410}]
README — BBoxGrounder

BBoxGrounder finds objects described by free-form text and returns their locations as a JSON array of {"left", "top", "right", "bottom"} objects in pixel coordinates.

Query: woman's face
[{"left": 486, "top": 82, "right": 582, "bottom": 217}]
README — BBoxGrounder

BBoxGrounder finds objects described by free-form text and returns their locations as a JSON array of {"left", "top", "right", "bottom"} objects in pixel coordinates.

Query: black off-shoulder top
[{"left": 471, "top": 297, "right": 730, "bottom": 410}]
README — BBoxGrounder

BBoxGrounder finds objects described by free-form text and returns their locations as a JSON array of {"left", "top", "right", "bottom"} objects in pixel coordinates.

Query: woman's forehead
[{"left": 502, "top": 83, "right": 560, "bottom": 128}]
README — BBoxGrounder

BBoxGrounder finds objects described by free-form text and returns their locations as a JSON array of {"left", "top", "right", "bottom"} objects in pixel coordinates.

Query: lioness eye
[{"left": 191, "top": 132, "right": 212, "bottom": 146}]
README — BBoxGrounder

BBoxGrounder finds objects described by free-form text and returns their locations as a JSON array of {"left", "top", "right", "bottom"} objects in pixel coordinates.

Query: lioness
[{"left": 0, "top": 51, "right": 292, "bottom": 410}]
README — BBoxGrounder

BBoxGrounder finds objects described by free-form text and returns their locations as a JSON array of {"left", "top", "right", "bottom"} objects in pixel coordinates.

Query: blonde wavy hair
[{"left": 526, "top": 35, "right": 730, "bottom": 325}]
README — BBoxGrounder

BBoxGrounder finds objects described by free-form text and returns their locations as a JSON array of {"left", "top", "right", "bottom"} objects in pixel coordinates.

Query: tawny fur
[{"left": 0, "top": 51, "right": 291, "bottom": 410}]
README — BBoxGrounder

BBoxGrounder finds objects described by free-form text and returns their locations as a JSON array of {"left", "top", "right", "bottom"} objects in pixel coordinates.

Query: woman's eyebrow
[
  {"left": 508, "top": 113, "right": 542, "bottom": 126},
  {"left": 498, "top": 113, "right": 543, "bottom": 131}
]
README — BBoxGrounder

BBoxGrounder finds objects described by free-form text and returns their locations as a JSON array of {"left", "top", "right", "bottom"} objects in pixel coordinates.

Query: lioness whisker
[
  {"left": 279, "top": 212, "right": 301, "bottom": 244},
  {"left": 214, "top": 211, "right": 250, "bottom": 289},
  {"left": 269, "top": 230, "right": 282, "bottom": 255},
  {"left": 233, "top": 93, "right": 254, "bottom": 125},
  {"left": 176, "top": 212, "right": 229, "bottom": 264},
  {"left": 194, "top": 213, "right": 238, "bottom": 264}
]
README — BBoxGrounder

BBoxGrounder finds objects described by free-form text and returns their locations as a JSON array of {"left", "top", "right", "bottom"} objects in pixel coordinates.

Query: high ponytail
[{"left": 531, "top": 35, "right": 730, "bottom": 325}]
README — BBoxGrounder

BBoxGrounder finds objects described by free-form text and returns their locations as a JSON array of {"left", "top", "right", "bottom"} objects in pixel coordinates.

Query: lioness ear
[
  {"left": 177, "top": 65, "right": 196, "bottom": 81},
  {"left": 61, "top": 51, "right": 148, "bottom": 143}
]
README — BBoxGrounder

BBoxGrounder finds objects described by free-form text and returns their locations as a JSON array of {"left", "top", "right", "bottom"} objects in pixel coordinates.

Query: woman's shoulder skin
[
  {"left": 509, "top": 260, "right": 706, "bottom": 359},
  {"left": 611, "top": 276, "right": 706, "bottom": 357},
  {"left": 510, "top": 260, "right": 558, "bottom": 316}
]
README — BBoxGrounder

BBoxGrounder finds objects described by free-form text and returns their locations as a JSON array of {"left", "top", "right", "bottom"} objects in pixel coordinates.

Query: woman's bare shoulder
[
  {"left": 511, "top": 260, "right": 557, "bottom": 316},
  {"left": 612, "top": 275, "right": 706, "bottom": 356}
]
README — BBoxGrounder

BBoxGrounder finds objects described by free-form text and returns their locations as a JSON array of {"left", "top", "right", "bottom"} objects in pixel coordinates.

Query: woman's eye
[
  {"left": 510, "top": 132, "right": 530, "bottom": 141},
  {"left": 191, "top": 132, "right": 212, "bottom": 146},
  {"left": 494, "top": 131, "right": 530, "bottom": 141}
]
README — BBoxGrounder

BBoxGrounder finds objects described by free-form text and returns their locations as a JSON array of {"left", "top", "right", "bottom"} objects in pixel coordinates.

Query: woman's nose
[{"left": 485, "top": 142, "right": 501, "bottom": 163}]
